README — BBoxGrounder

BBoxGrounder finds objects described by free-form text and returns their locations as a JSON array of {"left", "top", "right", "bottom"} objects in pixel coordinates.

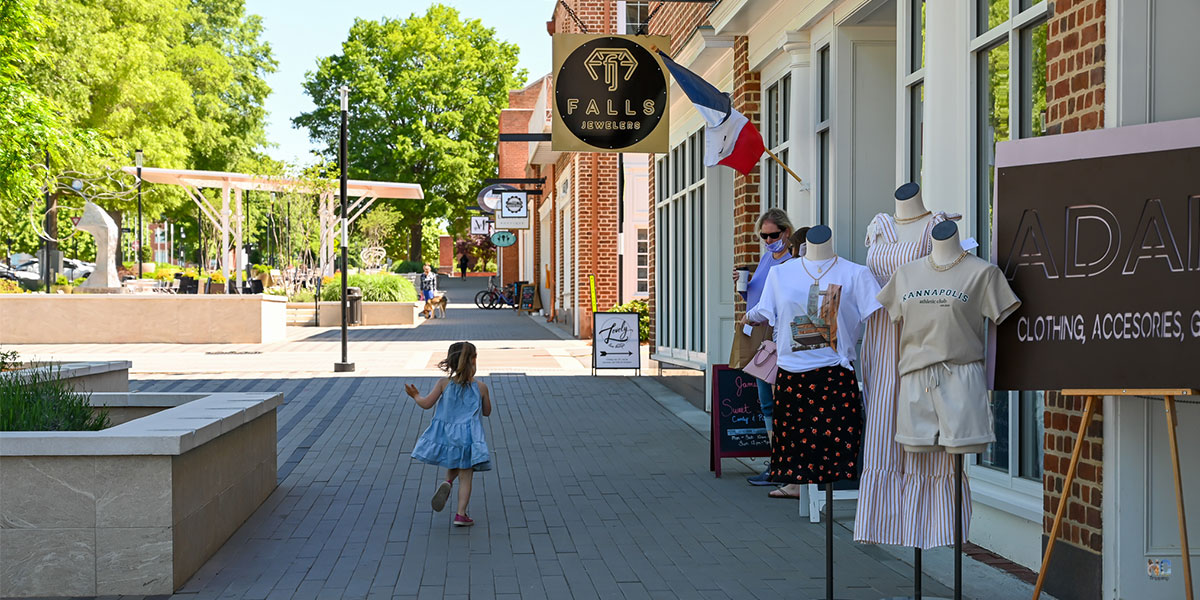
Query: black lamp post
[
  {"left": 334, "top": 86, "right": 354, "bottom": 372},
  {"left": 135, "top": 149, "right": 144, "bottom": 279}
]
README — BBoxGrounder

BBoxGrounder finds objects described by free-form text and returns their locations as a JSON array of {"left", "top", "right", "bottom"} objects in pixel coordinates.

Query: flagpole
[{"left": 764, "top": 147, "right": 804, "bottom": 185}]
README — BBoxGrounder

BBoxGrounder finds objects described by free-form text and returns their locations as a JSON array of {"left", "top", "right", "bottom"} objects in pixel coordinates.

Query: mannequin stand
[
  {"left": 954, "top": 454, "right": 964, "bottom": 600},
  {"left": 815, "top": 483, "right": 851, "bottom": 600}
]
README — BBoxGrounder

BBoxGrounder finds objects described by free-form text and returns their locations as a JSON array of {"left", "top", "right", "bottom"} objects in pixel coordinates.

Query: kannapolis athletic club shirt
[
  {"left": 877, "top": 253, "right": 1021, "bottom": 376},
  {"left": 746, "top": 257, "right": 882, "bottom": 373}
]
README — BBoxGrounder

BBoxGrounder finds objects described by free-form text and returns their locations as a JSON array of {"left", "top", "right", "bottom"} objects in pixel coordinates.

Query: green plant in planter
[
  {"left": 55, "top": 273, "right": 69, "bottom": 286},
  {"left": 289, "top": 288, "right": 315, "bottom": 303},
  {"left": 320, "top": 273, "right": 417, "bottom": 302},
  {"left": 0, "top": 280, "right": 21, "bottom": 294},
  {"left": 0, "top": 364, "right": 110, "bottom": 431},
  {"left": 208, "top": 271, "right": 227, "bottom": 284},
  {"left": 609, "top": 299, "right": 651, "bottom": 343}
]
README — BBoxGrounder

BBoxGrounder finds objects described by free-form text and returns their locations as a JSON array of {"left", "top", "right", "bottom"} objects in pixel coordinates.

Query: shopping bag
[{"left": 742, "top": 339, "right": 778, "bottom": 384}]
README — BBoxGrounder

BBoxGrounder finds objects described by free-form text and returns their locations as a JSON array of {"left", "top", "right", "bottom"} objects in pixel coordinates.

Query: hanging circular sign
[
  {"left": 553, "top": 35, "right": 669, "bottom": 152},
  {"left": 490, "top": 231, "right": 516, "bottom": 247},
  {"left": 476, "top": 184, "right": 516, "bottom": 214}
]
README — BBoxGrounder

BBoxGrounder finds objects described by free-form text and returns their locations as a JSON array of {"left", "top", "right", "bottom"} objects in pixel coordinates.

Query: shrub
[
  {"left": 55, "top": 273, "right": 69, "bottom": 286},
  {"left": 609, "top": 299, "right": 650, "bottom": 343},
  {"left": 390, "top": 260, "right": 425, "bottom": 273},
  {"left": 0, "top": 363, "right": 110, "bottom": 431},
  {"left": 208, "top": 271, "right": 227, "bottom": 284},
  {"left": 252, "top": 264, "right": 272, "bottom": 274},
  {"left": 289, "top": 288, "right": 315, "bottom": 303},
  {"left": 0, "top": 349, "right": 18, "bottom": 371},
  {"left": 264, "top": 286, "right": 287, "bottom": 296},
  {"left": 320, "top": 273, "right": 417, "bottom": 302},
  {"left": 0, "top": 280, "right": 19, "bottom": 294}
]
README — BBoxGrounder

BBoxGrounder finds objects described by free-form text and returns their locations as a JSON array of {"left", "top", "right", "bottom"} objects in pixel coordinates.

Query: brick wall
[
  {"left": 1041, "top": 2, "right": 1106, "bottom": 598},
  {"left": 730, "top": 36, "right": 762, "bottom": 320},
  {"left": 1045, "top": 0, "right": 1105, "bottom": 134}
]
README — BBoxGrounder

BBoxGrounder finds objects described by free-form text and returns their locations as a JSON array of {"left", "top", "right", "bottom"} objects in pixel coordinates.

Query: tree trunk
[{"left": 408, "top": 220, "right": 422, "bottom": 262}]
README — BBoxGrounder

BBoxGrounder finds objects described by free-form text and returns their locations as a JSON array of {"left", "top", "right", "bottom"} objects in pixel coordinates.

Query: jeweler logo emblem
[{"left": 552, "top": 34, "right": 670, "bottom": 153}]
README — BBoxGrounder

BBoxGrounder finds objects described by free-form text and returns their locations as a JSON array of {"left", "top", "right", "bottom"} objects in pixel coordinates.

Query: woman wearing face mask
[{"left": 730, "top": 208, "right": 801, "bottom": 498}]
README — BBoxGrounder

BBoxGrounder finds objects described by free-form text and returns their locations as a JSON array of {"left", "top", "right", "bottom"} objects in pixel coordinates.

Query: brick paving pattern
[{"left": 98, "top": 370, "right": 954, "bottom": 600}]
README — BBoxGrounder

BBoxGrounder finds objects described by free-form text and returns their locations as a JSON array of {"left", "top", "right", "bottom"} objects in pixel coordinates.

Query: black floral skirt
[{"left": 768, "top": 366, "right": 863, "bottom": 485}]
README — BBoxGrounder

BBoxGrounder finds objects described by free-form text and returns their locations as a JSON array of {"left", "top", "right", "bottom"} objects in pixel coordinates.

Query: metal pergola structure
[{"left": 121, "top": 167, "right": 423, "bottom": 289}]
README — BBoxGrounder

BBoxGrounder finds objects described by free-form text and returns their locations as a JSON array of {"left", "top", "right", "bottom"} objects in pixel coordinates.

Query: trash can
[{"left": 347, "top": 287, "right": 363, "bottom": 325}]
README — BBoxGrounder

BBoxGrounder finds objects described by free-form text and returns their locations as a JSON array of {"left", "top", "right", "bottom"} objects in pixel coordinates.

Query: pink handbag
[{"left": 742, "top": 339, "right": 778, "bottom": 385}]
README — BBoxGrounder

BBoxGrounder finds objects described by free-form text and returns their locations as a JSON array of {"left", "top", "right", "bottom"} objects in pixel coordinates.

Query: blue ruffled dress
[{"left": 411, "top": 380, "right": 491, "bottom": 471}]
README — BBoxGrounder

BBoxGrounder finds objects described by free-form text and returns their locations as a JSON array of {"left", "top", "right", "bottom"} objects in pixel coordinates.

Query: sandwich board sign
[
  {"left": 592, "top": 311, "right": 641, "bottom": 373},
  {"left": 495, "top": 191, "right": 529, "bottom": 230},
  {"left": 470, "top": 216, "right": 491, "bottom": 236}
]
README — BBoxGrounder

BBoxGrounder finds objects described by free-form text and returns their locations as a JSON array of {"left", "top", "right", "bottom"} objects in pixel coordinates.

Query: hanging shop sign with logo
[
  {"left": 476, "top": 184, "right": 515, "bottom": 214},
  {"left": 490, "top": 231, "right": 516, "bottom": 248},
  {"left": 552, "top": 34, "right": 670, "bottom": 153},
  {"left": 591, "top": 311, "right": 641, "bottom": 372},
  {"left": 992, "top": 117, "right": 1200, "bottom": 391},
  {"left": 469, "top": 216, "right": 492, "bottom": 236},
  {"left": 495, "top": 191, "right": 530, "bottom": 230}
]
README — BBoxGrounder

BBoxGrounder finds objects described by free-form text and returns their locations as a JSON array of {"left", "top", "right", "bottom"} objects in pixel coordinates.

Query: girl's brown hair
[
  {"left": 789, "top": 226, "right": 810, "bottom": 258},
  {"left": 438, "top": 341, "right": 477, "bottom": 385}
]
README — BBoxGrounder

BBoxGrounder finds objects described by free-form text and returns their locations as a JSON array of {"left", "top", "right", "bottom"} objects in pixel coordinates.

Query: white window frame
[
  {"left": 814, "top": 42, "right": 832, "bottom": 227},
  {"left": 761, "top": 73, "right": 792, "bottom": 212},
  {"left": 968, "top": 0, "right": 1050, "bottom": 511},
  {"left": 654, "top": 129, "right": 706, "bottom": 363},
  {"left": 616, "top": 1, "right": 650, "bottom": 36},
  {"left": 900, "top": 0, "right": 926, "bottom": 186},
  {"left": 635, "top": 227, "right": 649, "bottom": 295}
]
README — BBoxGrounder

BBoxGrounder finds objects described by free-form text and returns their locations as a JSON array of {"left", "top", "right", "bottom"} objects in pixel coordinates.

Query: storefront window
[
  {"left": 977, "top": 0, "right": 1008, "bottom": 35},
  {"left": 655, "top": 131, "right": 707, "bottom": 359},
  {"left": 764, "top": 75, "right": 792, "bottom": 211},
  {"left": 816, "top": 45, "right": 831, "bottom": 226},
  {"left": 819, "top": 46, "right": 830, "bottom": 122},
  {"left": 909, "top": 83, "right": 924, "bottom": 184},
  {"left": 619, "top": 1, "right": 650, "bottom": 35},
  {"left": 1020, "top": 20, "right": 1049, "bottom": 139},
  {"left": 636, "top": 228, "right": 648, "bottom": 294},
  {"left": 910, "top": 0, "right": 925, "bottom": 73},
  {"left": 976, "top": 41, "right": 1009, "bottom": 261}
]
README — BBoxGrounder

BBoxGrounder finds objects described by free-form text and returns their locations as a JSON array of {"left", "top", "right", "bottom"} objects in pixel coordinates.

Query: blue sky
[{"left": 245, "top": 0, "right": 557, "bottom": 165}]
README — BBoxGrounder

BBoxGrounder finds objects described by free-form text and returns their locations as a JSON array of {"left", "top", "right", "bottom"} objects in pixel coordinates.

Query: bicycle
[{"left": 474, "top": 276, "right": 518, "bottom": 309}]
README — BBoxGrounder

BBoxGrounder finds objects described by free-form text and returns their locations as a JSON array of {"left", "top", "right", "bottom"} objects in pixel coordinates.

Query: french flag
[{"left": 658, "top": 51, "right": 765, "bottom": 175}]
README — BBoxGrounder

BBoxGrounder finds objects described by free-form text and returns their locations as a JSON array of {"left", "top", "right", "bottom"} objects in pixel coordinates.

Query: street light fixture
[
  {"left": 334, "top": 86, "right": 354, "bottom": 373},
  {"left": 134, "top": 149, "right": 144, "bottom": 279}
]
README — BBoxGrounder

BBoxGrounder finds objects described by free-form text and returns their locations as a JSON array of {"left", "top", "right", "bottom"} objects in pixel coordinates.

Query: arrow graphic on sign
[{"left": 600, "top": 351, "right": 633, "bottom": 356}]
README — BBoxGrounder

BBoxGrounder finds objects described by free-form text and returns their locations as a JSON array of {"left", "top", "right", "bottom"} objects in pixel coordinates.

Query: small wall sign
[
  {"left": 469, "top": 216, "right": 491, "bottom": 236},
  {"left": 552, "top": 34, "right": 670, "bottom": 153},
  {"left": 495, "top": 191, "right": 530, "bottom": 230},
  {"left": 490, "top": 231, "right": 516, "bottom": 248}
]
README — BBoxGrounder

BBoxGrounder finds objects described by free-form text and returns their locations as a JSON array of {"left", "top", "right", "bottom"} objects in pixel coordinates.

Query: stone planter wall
[
  {"left": 0, "top": 295, "right": 286, "bottom": 344},
  {"left": 0, "top": 391, "right": 282, "bottom": 596},
  {"left": 314, "top": 301, "right": 423, "bottom": 327},
  {"left": 4, "top": 361, "right": 132, "bottom": 394}
]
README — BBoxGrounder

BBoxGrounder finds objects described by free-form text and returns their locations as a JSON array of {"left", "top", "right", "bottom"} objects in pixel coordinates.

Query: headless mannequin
[
  {"left": 916, "top": 220, "right": 988, "bottom": 455},
  {"left": 893, "top": 182, "right": 933, "bottom": 244},
  {"left": 803, "top": 225, "right": 835, "bottom": 261}
]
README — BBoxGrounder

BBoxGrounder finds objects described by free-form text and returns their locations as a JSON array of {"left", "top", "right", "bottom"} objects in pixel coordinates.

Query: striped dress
[{"left": 852, "top": 212, "right": 971, "bottom": 549}]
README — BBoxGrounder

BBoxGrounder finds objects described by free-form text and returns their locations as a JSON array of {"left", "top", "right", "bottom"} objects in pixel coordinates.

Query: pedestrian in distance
[
  {"left": 405, "top": 341, "right": 492, "bottom": 527},
  {"left": 419, "top": 264, "right": 437, "bottom": 318},
  {"left": 458, "top": 254, "right": 469, "bottom": 279}
]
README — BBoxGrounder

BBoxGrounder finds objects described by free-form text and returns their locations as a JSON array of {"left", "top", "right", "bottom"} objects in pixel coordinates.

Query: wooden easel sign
[
  {"left": 591, "top": 311, "right": 640, "bottom": 375},
  {"left": 709, "top": 365, "right": 770, "bottom": 477}
]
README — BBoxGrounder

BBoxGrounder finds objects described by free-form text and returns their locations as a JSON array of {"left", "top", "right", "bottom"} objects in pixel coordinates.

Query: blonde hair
[
  {"left": 438, "top": 341, "right": 477, "bottom": 385},
  {"left": 758, "top": 208, "right": 794, "bottom": 234}
]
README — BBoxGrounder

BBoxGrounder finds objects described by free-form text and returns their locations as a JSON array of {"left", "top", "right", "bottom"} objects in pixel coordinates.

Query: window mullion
[
  {"left": 1008, "top": 27, "right": 1020, "bottom": 142},
  {"left": 969, "top": 26, "right": 1008, "bottom": 53}
]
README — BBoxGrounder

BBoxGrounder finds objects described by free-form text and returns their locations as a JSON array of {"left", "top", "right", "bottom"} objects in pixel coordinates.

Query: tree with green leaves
[{"left": 294, "top": 4, "right": 524, "bottom": 261}]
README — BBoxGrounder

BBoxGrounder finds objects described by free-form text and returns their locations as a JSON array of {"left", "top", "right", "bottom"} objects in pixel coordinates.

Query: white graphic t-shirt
[
  {"left": 745, "top": 257, "right": 883, "bottom": 373},
  {"left": 877, "top": 254, "right": 1021, "bottom": 376}
]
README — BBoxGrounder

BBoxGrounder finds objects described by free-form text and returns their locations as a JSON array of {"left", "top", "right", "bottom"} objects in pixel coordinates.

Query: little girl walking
[{"left": 405, "top": 341, "right": 492, "bottom": 527}]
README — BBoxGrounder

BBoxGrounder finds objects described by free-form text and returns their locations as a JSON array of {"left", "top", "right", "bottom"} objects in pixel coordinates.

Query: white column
[
  {"left": 784, "top": 31, "right": 813, "bottom": 226},
  {"left": 234, "top": 187, "right": 244, "bottom": 290},
  {"left": 922, "top": 1, "right": 972, "bottom": 222}
]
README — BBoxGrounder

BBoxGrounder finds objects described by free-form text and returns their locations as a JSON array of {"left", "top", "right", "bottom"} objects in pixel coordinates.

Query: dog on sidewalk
[{"left": 423, "top": 293, "right": 448, "bottom": 319}]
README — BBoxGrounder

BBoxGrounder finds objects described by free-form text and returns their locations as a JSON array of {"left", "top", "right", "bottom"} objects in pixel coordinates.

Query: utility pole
[
  {"left": 334, "top": 86, "right": 355, "bottom": 373},
  {"left": 135, "top": 150, "right": 144, "bottom": 279},
  {"left": 43, "top": 150, "right": 53, "bottom": 291}
]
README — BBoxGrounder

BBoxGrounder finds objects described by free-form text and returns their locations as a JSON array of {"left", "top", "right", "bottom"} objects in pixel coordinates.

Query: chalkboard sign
[
  {"left": 710, "top": 364, "right": 771, "bottom": 477},
  {"left": 519, "top": 283, "right": 537, "bottom": 311}
]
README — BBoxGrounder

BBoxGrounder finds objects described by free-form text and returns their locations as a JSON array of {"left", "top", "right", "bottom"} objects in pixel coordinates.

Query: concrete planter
[
  {"left": 2, "top": 361, "right": 132, "bottom": 393},
  {"left": 314, "top": 301, "right": 423, "bottom": 327},
  {"left": 0, "top": 295, "right": 286, "bottom": 344},
  {"left": 0, "top": 391, "right": 283, "bottom": 596}
]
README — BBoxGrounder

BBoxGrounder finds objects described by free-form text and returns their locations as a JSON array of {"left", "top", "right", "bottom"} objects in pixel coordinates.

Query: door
[{"left": 834, "top": 27, "right": 898, "bottom": 263}]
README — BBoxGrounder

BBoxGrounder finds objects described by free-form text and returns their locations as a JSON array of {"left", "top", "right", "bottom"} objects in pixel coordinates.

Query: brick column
[
  {"left": 1040, "top": 2, "right": 1106, "bottom": 599},
  {"left": 731, "top": 36, "right": 761, "bottom": 319}
]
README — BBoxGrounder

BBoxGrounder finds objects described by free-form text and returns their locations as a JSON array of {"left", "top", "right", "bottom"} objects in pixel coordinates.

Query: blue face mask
[{"left": 765, "top": 239, "right": 786, "bottom": 253}]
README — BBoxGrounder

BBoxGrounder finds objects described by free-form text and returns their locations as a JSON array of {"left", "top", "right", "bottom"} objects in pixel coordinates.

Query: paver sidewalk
[{"left": 104, "top": 373, "right": 957, "bottom": 600}]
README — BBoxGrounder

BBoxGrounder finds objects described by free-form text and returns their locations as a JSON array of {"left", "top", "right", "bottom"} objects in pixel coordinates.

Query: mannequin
[
  {"left": 803, "top": 224, "right": 835, "bottom": 260},
  {"left": 893, "top": 183, "right": 933, "bottom": 244},
  {"left": 930, "top": 220, "right": 968, "bottom": 269}
]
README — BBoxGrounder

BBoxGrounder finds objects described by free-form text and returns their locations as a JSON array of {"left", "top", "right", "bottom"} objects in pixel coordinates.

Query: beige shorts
[{"left": 896, "top": 361, "right": 995, "bottom": 453}]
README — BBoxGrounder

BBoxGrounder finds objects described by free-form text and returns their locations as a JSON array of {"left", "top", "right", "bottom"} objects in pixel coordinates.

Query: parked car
[{"left": 7, "top": 257, "right": 93, "bottom": 281}]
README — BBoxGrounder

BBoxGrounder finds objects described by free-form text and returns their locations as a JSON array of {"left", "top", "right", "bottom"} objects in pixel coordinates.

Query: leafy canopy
[{"left": 294, "top": 4, "right": 525, "bottom": 260}]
